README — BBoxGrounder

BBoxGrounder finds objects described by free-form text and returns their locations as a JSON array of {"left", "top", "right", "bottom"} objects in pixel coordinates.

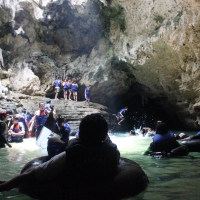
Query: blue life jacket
[
  {"left": 35, "top": 110, "right": 47, "bottom": 128},
  {"left": 152, "top": 132, "right": 175, "bottom": 153},
  {"left": 120, "top": 108, "right": 126, "bottom": 115},
  {"left": 63, "top": 83, "right": 68, "bottom": 89},
  {"left": 85, "top": 87, "right": 90, "bottom": 95},
  {"left": 18, "top": 116, "right": 28, "bottom": 131},
  {"left": 67, "top": 83, "right": 72, "bottom": 89},
  {"left": 56, "top": 123, "right": 71, "bottom": 143},
  {"left": 196, "top": 131, "right": 200, "bottom": 135},
  {"left": 54, "top": 80, "right": 60, "bottom": 87},
  {"left": 25, "top": 113, "right": 31, "bottom": 123},
  {"left": 72, "top": 84, "right": 78, "bottom": 91}
]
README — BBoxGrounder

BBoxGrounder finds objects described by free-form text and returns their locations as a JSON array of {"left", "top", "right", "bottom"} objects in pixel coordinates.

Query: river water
[{"left": 0, "top": 131, "right": 200, "bottom": 200}]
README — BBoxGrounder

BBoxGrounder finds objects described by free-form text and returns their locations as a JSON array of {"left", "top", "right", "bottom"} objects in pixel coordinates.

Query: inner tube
[
  {"left": 19, "top": 156, "right": 149, "bottom": 200},
  {"left": 178, "top": 139, "right": 200, "bottom": 152},
  {"left": 149, "top": 145, "right": 189, "bottom": 158}
]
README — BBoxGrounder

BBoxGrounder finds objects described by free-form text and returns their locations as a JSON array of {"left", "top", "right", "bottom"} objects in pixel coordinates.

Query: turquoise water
[{"left": 0, "top": 131, "right": 200, "bottom": 200}]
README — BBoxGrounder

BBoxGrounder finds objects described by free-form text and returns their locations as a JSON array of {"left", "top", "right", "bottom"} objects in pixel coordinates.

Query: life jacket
[
  {"left": 196, "top": 131, "right": 200, "bottom": 135},
  {"left": 65, "top": 139, "right": 118, "bottom": 181},
  {"left": 35, "top": 110, "right": 47, "bottom": 127},
  {"left": 54, "top": 80, "right": 60, "bottom": 87},
  {"left": 72, "top": 84, "right": 78, "bottom": 91},
  {"left": 63, "top": 82, "right": 68, "bottom": 89},
  {"left": 55, "top": 123, "right": 70, "bottom": 143},
  {"left": 18, "top": 116, "right": 28, "bottom": 131},
  {"left": 25, "top": 113, "right": 31, "bottom": 123},
  {"left": 85, "top": 87, "right": 90, "bottom": 95},
  {"left": 67, "top": 83, "right": 72, "bottom": 89},
  {"left": 120, "top": 108, "right": 126, "bottom": 115},
  {"left": 152, "top": 132, "right": 175, "bottom": 153},
  {"left": 0, "top": 120, "right": 7, "bottom": 132},
  {"left": 11, "top": 123, "right": 23, "bottom": 141}
]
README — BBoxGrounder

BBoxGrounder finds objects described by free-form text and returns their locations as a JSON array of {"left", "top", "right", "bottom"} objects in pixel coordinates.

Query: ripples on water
[{"left": 0, "top": 131, "right": 200, "bottom": 200}]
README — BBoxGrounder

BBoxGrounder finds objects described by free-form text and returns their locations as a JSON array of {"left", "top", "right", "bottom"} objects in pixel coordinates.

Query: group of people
[
  {"left": 0, "top": 99, "right": 57, "bottom": 146},
  {"left": 0, "top": 109, "right": 34, "bottom": 147},
  {"left": 54, "top": 78, "right": 91, "bottom": 104},
  {"left": 54, "top": 78, "right": 78, "bottom": 101},
  {"left": 0, "top": 113, "right": 120, "bottom": 193}
]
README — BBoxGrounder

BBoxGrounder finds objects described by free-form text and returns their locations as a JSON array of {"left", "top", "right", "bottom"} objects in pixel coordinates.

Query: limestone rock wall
[{"left": 0, "top": 0, "right": 200, "bottom": 129}]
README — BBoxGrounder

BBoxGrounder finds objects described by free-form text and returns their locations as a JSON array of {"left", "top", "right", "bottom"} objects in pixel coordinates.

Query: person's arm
[
  {"left": 0, "top": 169, "right": 36, "bottom": 192},
  {"left": 8, "top": 124, "right": 14, "bottom": 135},
  {"left": 119, "top": 110, "right": 124, "bottom": 117},
  {"left": 29, "top": 116, "right": 36, "bottom": 131}
]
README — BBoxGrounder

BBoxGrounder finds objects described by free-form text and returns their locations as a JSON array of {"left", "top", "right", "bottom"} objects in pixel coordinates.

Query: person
[
  {"left": 71, "top": 81, "right": 78, "bottom": 101},
  {"left": 54, "top": 77, "right": 61, "bottom": 100},
  {"left": 29, "top": 102, "right": 48, "bottom": 140},
  {"left": 45, "top": 99, "right": 52, "bottom": 114},
  {"left": 0, "top": 114, "right": 120, "bottom": 192},
  {"left": 18, "top": 109, "right": 29, "bottom": 138},
  {"left": 143, "top": 122, "right": 181, "bottom": 155},
  {"left": 84, "top": 85, "right": 91, "bottom": 104},
  {"left": 114, "top": 107, "right": 128, "bottom": 126},
  {"left": 0, "top": 111, "right": 12, "bottom": 148},
  {"left": 47, "top": 115, "right": 71, "bottom": 158},
  {"left": 66, "top": 80, "right": 72, "bottom": 100},
  {"left": 177, "top": 131, "right": 200, "bottom": 140},
  {"left": 8, "top": 115, "right": 25, "bottom": 143},
  {"left": 62, "top": 80, "right": 68, "bottom": 100}
]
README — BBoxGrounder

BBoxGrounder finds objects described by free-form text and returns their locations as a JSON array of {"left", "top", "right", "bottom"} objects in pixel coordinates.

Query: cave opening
[{"left": 106, "top": 94, "right": 184, "bottom": 132}]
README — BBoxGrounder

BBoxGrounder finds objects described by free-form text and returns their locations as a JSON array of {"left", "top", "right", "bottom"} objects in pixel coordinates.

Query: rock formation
[{"left": 0, "top": 0, "right": 200, "bottom": 129}]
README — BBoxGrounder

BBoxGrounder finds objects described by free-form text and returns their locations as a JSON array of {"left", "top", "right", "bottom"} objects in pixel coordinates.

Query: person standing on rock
[
  {"left": 62, "top": 79, "right": 68, "bottom": 100},
  {"left": 54, "top": 77, "right": 61, "bottom": 100},
  {"left": 0, "top": 111, "right": 12, "bottom": 148},
  {"left": 66, "top": 79, "right": 72, "bottom": 100},
  {"left": 84, "top": 85, "right": 91, "bottom": 105},
  {"left": 72, "top": 81, "right": 78, "bottom": 101},
  {"left": 29, "top": 102, "right": 48, "bottom": 140}
]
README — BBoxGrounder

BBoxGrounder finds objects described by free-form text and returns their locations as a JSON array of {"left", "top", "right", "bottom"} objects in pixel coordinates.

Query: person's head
[
  {"left": 124, "top": 106, "right": 128, "bottom": 111},
  {"left": 157, "top": 120, "right": 162, "bottom": 125},
  {"left": 156, "top": 123, "right": 168, "bottom": 134},
  {"left": 46, "top": 99, "right": 51, "bottom": 104},
  {"left": 79, "top": 114, "right": 108, "bottom": 145},
  {"left": 56, "top": 115, "right": 65, "bottom": 127},
  {"left": 39, "top": 102, "right": 45, "bottom": 111},
  {"left": 0, "top": 110, "right": 9, "bottom": 121},
  {"left": 13, "top": 115, "right": 19, "bottom": 124},
  {"left": 21, "top": 108, "right": 26, "bottom": 114}
]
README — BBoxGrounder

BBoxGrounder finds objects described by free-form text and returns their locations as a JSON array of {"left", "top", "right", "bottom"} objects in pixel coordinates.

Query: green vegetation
[
  {"left": 173, "top": 11, "right": 183, "bottom": 25},
  {"left": 103, "top": 5, "right": 126, "bottom": 32},
  {"left": 154, "top": 14, "right": 165, "bottom": 24}
]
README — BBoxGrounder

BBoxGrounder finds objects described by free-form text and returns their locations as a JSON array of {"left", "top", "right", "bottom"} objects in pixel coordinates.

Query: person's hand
[{"left": 8, "top": 130, "right": 12, "bottom": 135}]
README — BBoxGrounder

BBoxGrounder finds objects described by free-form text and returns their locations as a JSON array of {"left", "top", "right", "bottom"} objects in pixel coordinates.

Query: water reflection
[{"left": 0, "top": 132, "right": 200, "bottom": 199}]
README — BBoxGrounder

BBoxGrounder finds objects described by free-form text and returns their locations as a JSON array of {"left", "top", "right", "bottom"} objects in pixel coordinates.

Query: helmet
[{"left": 0, "top": 110, "right": 9, "bottom": 116}]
